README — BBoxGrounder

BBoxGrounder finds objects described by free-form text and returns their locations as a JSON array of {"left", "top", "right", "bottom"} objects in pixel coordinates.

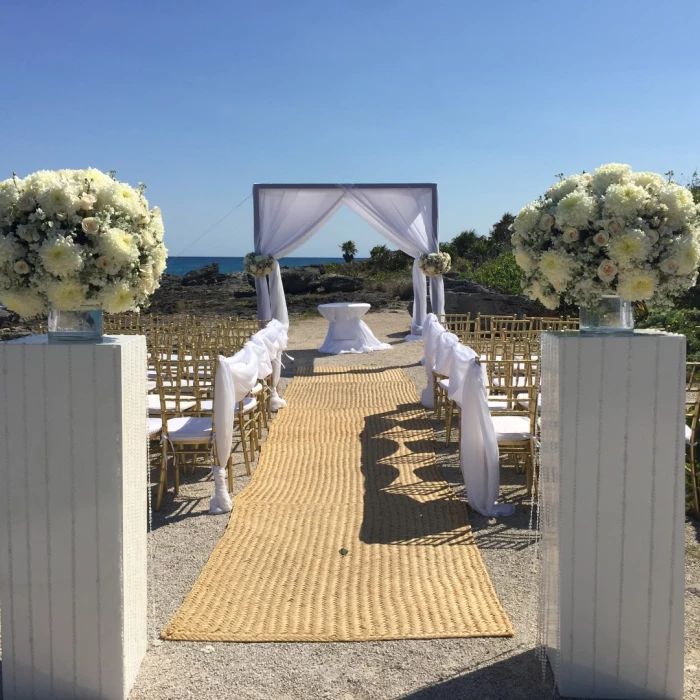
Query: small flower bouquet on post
[
  {"left": 512, "top": 164, "right": 700, "bottom": 332},
  {"left": 417, "top": 252, "right": 451, "bottom": 276},
  {"left": 0, "top": 168, "right": 167, "bottom": 323},
  {"left": 243, "top": 253, "right": 275, "bottom": 278}
]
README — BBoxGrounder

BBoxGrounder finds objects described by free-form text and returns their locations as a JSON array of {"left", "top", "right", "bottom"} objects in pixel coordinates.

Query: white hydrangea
[
  {"left": 39, "top": 235, "right": 84, "bottom": 276},
  {"left": 555, "top": 190, "right": 598, "bottom": 230},
  {"left": 512, "top": 202, "right": 542, "bottom": 237},
  {"left": 545, "top": 174, "right": 588, "bottom": 202},
  {"left": 47, "top": 279, "right": 87, "bottom": 310},
  {"left": 101, "top": 281, "right": 136, "bottom": 313},
  {"left": 591, "top": 163, "right": 632, "bottom": 195},
  {"left": 607, "top": 228, "right": 651, "bottom": 266},
  {"left": 514, "top": 247, "right": 537, "bottom": 274},
  {"left": 539, "top": 250, "right": 575, "bottom": 290},
  {"left": 99, "top": 227, "right": 140, "bottom": 265},
  {"left": 617, "top": 269, "right": 658, "bottom": 301},
  {"left": 603, "top": 182, "right": 650, "bottom": 219},
  {"left": 673, "top": 236, "right": 700, "bottom": 275},
  {"left": 658, "top": 183, "right": 696, "bottom": 227},
  {"left": 0, "top": 288, "right": 46, "bottom": 317},
  {"left": 631, "top": 171, "right": 665, "bottom": 192}
]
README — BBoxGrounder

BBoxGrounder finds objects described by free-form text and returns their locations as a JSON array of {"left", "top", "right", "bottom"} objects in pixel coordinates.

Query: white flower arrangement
[
  {"left": 0, "top": 168, "right": 167, "bottom": 318},
  {"left": 512, "top": 164, "right": 700, "bottom": 309},
  {"left": 243, "top": 252, "right": 275, "bottom": 278},
  {"left": 417, "top": 252, "right": 451, "bottom": 276}
]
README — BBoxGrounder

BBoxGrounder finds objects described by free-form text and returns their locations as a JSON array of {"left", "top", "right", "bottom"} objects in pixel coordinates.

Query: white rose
[
  {"left": 78, "top": 193, "right": 97, "bottom": 210},
  {"left": 81, "top": 217, "right": 100, "bottom": 234},
  {"left": 17, "top": 193, "right": 36, "bottom": 212},
  {"left": 593, "top": 231, "right": 609, "bottom": 246},
  {"left": 606, "top": 218, "right": 625, "bottom": 235},
  {"left": 660, "top": 258, "right": 679, "bottom": 275},
  {"left": 562, "top": 228, "right": 580, "bottom": 243},
  {"left": 597, "top": 260, "right": 618, "bottom": 283},
  {"left": 13, "top": 260, "right": 30, "bottom": 275},
  {"left": 539, "top": 214, "right": 554, "bottom": 231},
  {"left": 645, "top": 229, "right": 660, "bottom": 246}
]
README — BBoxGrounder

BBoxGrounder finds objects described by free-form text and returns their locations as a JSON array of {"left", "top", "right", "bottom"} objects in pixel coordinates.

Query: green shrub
[
  {"left": 459, "top": 252, "right": 525, "bottom": 296},
  {"left": 638, "top": 308, "right": 700, "bottom": 361}
]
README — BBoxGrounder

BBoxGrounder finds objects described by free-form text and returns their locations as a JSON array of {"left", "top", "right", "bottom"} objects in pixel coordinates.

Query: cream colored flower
[
  {"left": 47, "top": 279, "right": 87, "bottom": 310},
  {"left": 658, "top": 183, "right": 696, "bottom": 227},
  {"left": 13, "top": 260, "right": 30, "bottom": 275},
  {"left": 597, "top": 260, "right": 618, "bottom": 283},
  {"left": 607, "top": 229, "right": 650, "bottom": 265},
  {"left": 545, "top": 175, "right": 587, "bottom": 202},
  {"left": 673, "top": 237, "right": 700, "bottom": 275},
  {"left": 591, "top": 163, "right": 632, "bottom": 195},
  {"left": 603, "top": 182, "right": 650, "bottom": 218},
  {"left": 617, "top": 269, "right": 658, "bottom": 301},
  {"left": 77, "top": 193, "right": 97, "bottom": 210},
  {"left": 39, "top": 236, "right": 83, "bottom": 276},
  {"left": 525, "top": 280, "right": 559, "bottom": 310},
  {"left": 660, "top": 258, "right": 680, "bottom": 274},
  {"left": 17, "top": 193, "right": 36, "bottom": 212},
  {"left": 562, "top": 228, "right": 580, "bottom": 243},
  {"left": 539, "top": 214, "right": 554, "bottom": 231},
  {"left": 0, "top": 288, "right": 45, "bottom": 318},
  {"left": 632, "top": 172, "right": 665, "bottom": 191},
  {"left": 99, "top": 227, "right": 140, "bottom": 264},
  {"left": 555, "top": 190, "right": 598, "bottom": 230},
  {"left": 514, "top": 247, "right": 537, "bottom": 273},
  {"left": 645, "top": 229, "right": 660, "bottom": 245},
  {"left": 101, "top": 281, "right": 135, "bottom": 313},
  {"left": 539, "top": 250, "right": 574, "bottom": 289},
  {"left": 81, "top": 217, "right": 100, "bottom": 234},
  {"left": 593, "top": 231, "right": 610, "bottom": 246},
  {"left": 513, "top": 202, "right": 542, "bottom": 236},
  {"left": 605, "top": 217, "right": 625, "bottom": 235}
]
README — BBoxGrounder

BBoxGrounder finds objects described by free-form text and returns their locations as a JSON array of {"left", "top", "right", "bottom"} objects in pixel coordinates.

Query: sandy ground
[{"left": 2, "top": 310, "right": 700, "bottom": 699}]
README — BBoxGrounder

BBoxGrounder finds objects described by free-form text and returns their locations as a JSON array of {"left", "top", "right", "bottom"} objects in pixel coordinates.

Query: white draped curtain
[{"left": 253, "top": 185, "right": 444, "bottom": 338}]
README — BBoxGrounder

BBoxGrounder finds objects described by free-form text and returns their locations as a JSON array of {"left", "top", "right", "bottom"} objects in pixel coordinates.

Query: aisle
[{"left": 162, "top": 366, "right": 512, "bottom": 642}]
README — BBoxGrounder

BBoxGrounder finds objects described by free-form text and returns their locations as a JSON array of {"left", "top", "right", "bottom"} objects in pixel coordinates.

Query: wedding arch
[{"left": 252, "top": 183, "right": 445, "bottom": 339}]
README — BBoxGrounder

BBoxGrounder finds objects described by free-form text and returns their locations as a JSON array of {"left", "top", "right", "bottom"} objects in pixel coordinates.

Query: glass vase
[
  {"left": 48, "top": 307, "right": 104, "bottom": 343},
  {"left": 579, "top": 295, "right": 634, "bottom": 335}
]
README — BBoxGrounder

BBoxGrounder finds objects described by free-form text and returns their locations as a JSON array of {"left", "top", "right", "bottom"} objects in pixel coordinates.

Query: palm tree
[{"left": 340, "top": 240, "right": 358, "bottom": 263}]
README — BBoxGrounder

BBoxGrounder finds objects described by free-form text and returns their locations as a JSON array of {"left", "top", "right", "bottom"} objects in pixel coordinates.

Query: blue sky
[{"left": 3, "top": 0, "right": 699, "bottom": 258}]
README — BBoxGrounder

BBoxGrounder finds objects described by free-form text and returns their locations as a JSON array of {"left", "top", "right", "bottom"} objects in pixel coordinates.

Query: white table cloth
[{"left": 318, "top": 303, "right": 391, "bottom": 354}]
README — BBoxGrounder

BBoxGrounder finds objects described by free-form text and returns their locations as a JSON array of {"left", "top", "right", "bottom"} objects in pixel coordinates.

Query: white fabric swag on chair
[
  {"left": 420, "top": 313, "right": 445, "bottom": 408},
  {"left": 255, "top": 319, "right": 288, "bottom": 411},
  {"left": 253, "top": 185, "right": 445, "bottom": 339},
  {"left": 454, "top": 343, "right": 515, "bottom": 518},
  {"left": 209, "top": 345, "right": 259, "bottom": 515}
]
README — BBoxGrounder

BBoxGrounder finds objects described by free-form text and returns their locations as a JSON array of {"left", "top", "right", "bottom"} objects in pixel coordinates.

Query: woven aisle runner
[{"left": 162, "top": 366, "right": 513, "bottom": 642}]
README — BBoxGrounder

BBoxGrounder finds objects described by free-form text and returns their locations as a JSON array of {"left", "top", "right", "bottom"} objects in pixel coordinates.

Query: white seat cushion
[
  {"left": 492, "top": 415, "right": 532, "bottom": 441},
  {"left": 491, "top": 376, "right": 529, "bottom": 388},
  {"left": 686, "top": 424, "right": 693, "bottom": 445},
  {"left": 148, "top": 394, "right": 196, "bottom": 416},
  {"left": 166, "top": 416, "right": 212, "bottom": 443},
  {"left": 198, "top": 396, "right": 258, "bottom": 414},
  {"left": 147, "top": 417, "right": 162, "bottom": 437},
  {"left": 437, "top": 378, "right": 449, "bottom": 392},
  {"left": 251, "top": 382, "right": 263, "bottom": 395}
]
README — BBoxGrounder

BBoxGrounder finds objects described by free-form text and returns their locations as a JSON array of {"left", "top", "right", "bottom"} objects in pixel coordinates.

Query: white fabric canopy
[{"left": 253, "top": 184, "right": 444, "bottom": 338}]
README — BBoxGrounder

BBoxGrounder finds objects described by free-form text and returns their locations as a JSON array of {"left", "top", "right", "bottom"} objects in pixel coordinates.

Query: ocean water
[{"left": 166, "top": 256, "right": 363, "bottom": 276}]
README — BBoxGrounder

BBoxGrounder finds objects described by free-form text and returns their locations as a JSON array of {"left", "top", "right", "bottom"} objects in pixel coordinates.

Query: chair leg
[
  {"left": 239, "top": 414, "right": 251, "bottom": 476},
  {"left": 445, "top": 400, "right": 453, "bottom": 446},
  {"left": 691, "top": 446, "right": 700, "bottom": 516},
  {"left": 174, "top": 452, "right": 180, "bottom": 496},
  {"left": 526, "top": 440, "right": 536, "bottom": 496},
  {"left": 156, "top": 441, "right": 168, "bottom": 512},
  {"left": 227, "top": 454, "right": 234, "bottom": 495}
]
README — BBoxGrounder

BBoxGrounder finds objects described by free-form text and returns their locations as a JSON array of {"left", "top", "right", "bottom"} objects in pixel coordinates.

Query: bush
[
  {"left": 637, "top": 308, "right": 700, "bottom": 361},
  {"left": 459, "top": 252, "right": 525, "bottom": 296}
]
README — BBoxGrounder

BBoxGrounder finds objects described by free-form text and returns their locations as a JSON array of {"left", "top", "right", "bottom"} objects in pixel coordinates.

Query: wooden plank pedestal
[
  {"left": 0, "top": 335, "right": 147, "bottom": 700},
  {"left": 540, "top": 331, "right": 685, "bottom": 700}
]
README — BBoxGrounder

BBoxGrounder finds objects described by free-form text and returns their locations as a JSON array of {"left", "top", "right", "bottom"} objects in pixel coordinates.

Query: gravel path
[{"left": 3, "top": 310, "right": 700, "bottom": 699}]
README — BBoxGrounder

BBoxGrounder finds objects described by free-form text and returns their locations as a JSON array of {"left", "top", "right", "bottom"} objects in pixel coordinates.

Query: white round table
[{"left": 317, "top": 303, "right": 391, "bottom": 354}]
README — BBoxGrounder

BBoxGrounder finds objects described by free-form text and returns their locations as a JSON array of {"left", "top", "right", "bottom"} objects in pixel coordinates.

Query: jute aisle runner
[{"left": 162, "top": 366, "right": 513, "bottom": 642}]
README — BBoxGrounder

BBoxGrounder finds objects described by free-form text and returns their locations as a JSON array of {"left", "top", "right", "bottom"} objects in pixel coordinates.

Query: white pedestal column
[
  {"left": 540, "top": 331, "right": 685, "bottom": 700},
  {"left": 0, "top": 335, "right": 148, "bottom": 700}
]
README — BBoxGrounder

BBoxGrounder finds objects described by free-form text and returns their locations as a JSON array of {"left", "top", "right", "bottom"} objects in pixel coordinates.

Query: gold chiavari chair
[
  {"left": 154, "top": 357, "right": 219, "bottom": 510},
  {"left": 437, "top": 313, "right": 472, "bottom": 337},
  {"left": 686, "top": 362, "right": 700, "bottom": 515}
]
